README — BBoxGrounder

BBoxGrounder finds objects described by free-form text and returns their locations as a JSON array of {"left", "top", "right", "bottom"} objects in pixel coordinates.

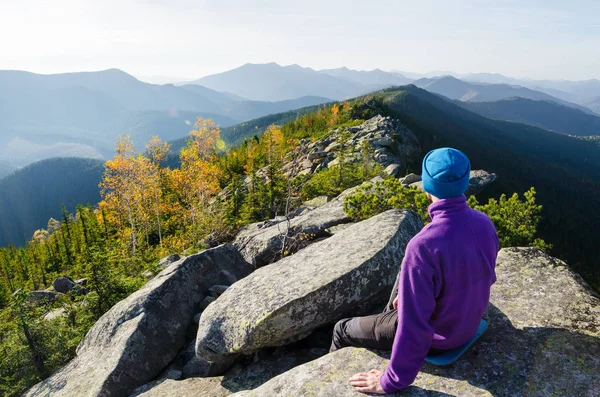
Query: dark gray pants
[
  {"left": 330, "top": 273, "right": 446, "bottom": 354},
  {"left": 330, "top": 272, "right": 400, "bottom": 352}
]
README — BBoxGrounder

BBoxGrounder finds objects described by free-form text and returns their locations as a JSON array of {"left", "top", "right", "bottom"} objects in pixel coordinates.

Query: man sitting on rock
[{"left": 329, "top": 147, "right": 499, "bottom": 394}]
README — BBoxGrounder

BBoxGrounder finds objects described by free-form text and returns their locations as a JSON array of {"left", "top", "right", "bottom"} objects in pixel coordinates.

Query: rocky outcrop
[
  {"left": 283, "top": 115, "right": 420, "bottom": 179},
  {"left": 132, "top": 348, "right": 326, "bottom": 397},
  {"left": 197, "top": 209, "right": 423, "bottom": 362},
  {"left": 25, "top": 245, "right": 253, "bottom": 397},
  {"left": 230, "top": 248, "right": 600, "bottom": 397},
  {"left": 410, "top": 169, "right": 497, "bottom": 196}
]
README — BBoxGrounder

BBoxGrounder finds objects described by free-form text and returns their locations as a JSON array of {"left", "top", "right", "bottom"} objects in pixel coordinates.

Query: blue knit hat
[{"left": 421, "top": 148, "right": 471, "bottom": 199}]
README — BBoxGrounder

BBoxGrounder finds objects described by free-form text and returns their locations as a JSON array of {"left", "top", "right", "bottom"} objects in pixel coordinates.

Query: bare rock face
[
  {"left": 25, "top": 245, "right": 252, "bottom": 397},
  {"left": 197, "top": 209, "right": 423, "bottom": 363},
  {"left": 231, "top": 248, "right": 600, "bottom": 397},
  {"left": 131, "top": 348, "right": 326, "bottom": 397}
]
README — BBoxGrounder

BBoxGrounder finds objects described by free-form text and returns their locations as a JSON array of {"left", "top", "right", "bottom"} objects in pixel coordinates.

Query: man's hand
[
  {"left": 393, "top": 296, "right": 398, "bottom": 309},
  {"left": 349, "top": 369, "right": 386, "bottom": 394}
]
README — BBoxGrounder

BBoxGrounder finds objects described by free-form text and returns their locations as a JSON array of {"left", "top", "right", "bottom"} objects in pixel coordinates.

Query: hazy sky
[{"left": 1, "top": 0, "right": 598, "bottom": 81}]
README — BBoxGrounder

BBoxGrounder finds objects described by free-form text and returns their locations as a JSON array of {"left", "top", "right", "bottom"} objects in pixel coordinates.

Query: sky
[{"left": 1, "top": 0, "right": 599, "bottom": 81}]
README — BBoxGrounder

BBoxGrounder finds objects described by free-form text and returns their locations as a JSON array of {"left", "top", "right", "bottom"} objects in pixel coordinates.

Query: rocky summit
[
  {"left": 22, "top": 182, "right": 600, "bottom": 397},
  {"left": 229, "top": 248, "right": 600, "bottom": 397}
]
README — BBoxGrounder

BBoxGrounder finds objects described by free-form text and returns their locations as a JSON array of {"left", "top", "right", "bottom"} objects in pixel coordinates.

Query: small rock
[
  {"left": 52, "top": 276, "right": 76, "bottom": 294},
  {"left": 193, "top": 313, "right": 202, "bottom": 324},
  {"left": 182, "top": 355, "right": 235, "bottom": 378},
  {"left": 384, "top": 163, "right": 401, "bottom": 177},
  {"left": 158, "top": 254, "right": 181, "bottom": 268},
  {"left": 27, "top": 290, "right": 62, "bottom": 303},
  {"left": 400, "top": 173, "right": 421, "bottom": 185},
  {"left": 303, "top": 196, "right": 329, "bottom": 207},
  {"left": 208, "top": 285, "right": 229, "bottom": 298},
  {"left": 44, "top": 308, "right": 67, "bottom": 321},
  {"left": 199, "top": 296, "right": 216, "bottom": 311},
  {"left": 308, "top": 151, "right": 328, "bottom": 161},
  {"left": 74, "top": 278, "right": 88, "bottom": 287},
  {"left": 157, "top": 368, "right": 182, "bottom": 381}
]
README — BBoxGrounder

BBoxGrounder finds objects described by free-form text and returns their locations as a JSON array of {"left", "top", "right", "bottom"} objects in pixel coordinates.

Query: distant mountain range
[
  {"left": 2, "top": 64, "right": 599, "bottom": 172},
  {"left": 189, "top": 63, "right": 599, "bottom": 112},
  {"left": 456, "top": 97, "right": 600, "bottom": 137},
  {"left": 189, "top": 63, "right": 381, "bottom": 101},
  {"left": 412, "top": 76, "right": 594, "bottom": 113},
  {"left": 0, "top": 69, "right": 332, "bottom": 168}
]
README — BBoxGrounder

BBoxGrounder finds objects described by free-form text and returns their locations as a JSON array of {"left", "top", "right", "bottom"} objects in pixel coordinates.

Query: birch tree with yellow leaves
[{"left": 169, "top": 118, "right": 223, "bottom": 243}]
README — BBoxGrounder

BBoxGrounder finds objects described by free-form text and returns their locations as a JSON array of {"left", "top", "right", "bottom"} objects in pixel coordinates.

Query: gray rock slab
[{"left": 197, "top": 210, "right": 423, "bottom": 362}]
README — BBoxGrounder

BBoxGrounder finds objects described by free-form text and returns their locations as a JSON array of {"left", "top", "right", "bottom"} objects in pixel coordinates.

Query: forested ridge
[
  {"left": 0, "top": 158, "right": 105, "bottom": 247},
  {"left": 1, "top": 87, "right": 599, "bottom": 396}
]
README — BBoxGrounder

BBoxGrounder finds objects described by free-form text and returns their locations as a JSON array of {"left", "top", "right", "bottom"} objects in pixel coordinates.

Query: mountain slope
[
  {"left": 189, "top": 63, "right": 372, "bottom": 101},
  {"left": 0, "top": 157, "right": 105, "bottom": 246},
  {"left": 456, "top": 97, "right": 600, "bottom": 136},
  {"left": 203, "top": 86, "right": 600, "bottom": 288},
  {"left": 0, "top": 160, "right": 16, "bottom": 179},
  {"left": 413, "top": 76, "right": 592, "bottom": 113},
  {"left": 582, "top": 96, "right": 600, "bottom": 114},
  {"left": 369, "top": 86, "right": 600, "bottom": 288}
]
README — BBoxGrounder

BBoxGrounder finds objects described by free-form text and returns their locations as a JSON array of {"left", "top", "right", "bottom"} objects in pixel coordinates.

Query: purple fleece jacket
[{"left": 379, "top": 195, "right": 499, "bottom": 394}]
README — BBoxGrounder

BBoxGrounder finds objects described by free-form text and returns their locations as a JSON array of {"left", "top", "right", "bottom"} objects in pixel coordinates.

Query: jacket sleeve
[{"left": 379, "top": 241, "right": 436, "bottom": 394}]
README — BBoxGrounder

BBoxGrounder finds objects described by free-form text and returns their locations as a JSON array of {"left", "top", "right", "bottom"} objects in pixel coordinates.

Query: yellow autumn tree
[
  {"left": 145, "top": 136, "right": 171, "bottom": 247},
  {"left": 99, "top": 136, "right": 147, "bottom": 255},
  {"left": 328, "top": 103, "right": 340, "bottom": 127},
  {"left": 169, "top": 118, "right": 223, "bottom": 243}
]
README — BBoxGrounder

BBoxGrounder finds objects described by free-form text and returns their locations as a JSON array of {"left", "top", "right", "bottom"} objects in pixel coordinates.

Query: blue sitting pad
[{"left": 424, "top": 319, "right": 488, "bottom": 366}]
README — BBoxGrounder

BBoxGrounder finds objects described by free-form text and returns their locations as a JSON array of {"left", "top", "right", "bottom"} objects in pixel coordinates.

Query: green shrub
[
  {"left": 343, "top": 178, "right": 430, "bottom": 222},
  {"left": 301, "top": 163, "right": 384, "bottom": 200},
  {"left": 344, "top": 180, "right": 549, "bottom": 250},
  {"left": 468, "top": 188, "right": 551, "bottom": 250}
]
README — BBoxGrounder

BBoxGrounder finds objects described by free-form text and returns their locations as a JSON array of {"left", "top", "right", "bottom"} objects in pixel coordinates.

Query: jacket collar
[{"left": 428, "top": 195, "right": 469, "bottom": 220}]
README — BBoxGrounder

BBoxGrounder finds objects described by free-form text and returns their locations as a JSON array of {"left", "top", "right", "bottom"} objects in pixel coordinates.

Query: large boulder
[
  {"left": 197, "top": 209, "right": 423, "bottom": 362},
  {"left": 25, "top": 244, "right": 253, "bottom": 397},
  {"left": 231, "top": 248, "right": 600, "bottom": 396}
]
